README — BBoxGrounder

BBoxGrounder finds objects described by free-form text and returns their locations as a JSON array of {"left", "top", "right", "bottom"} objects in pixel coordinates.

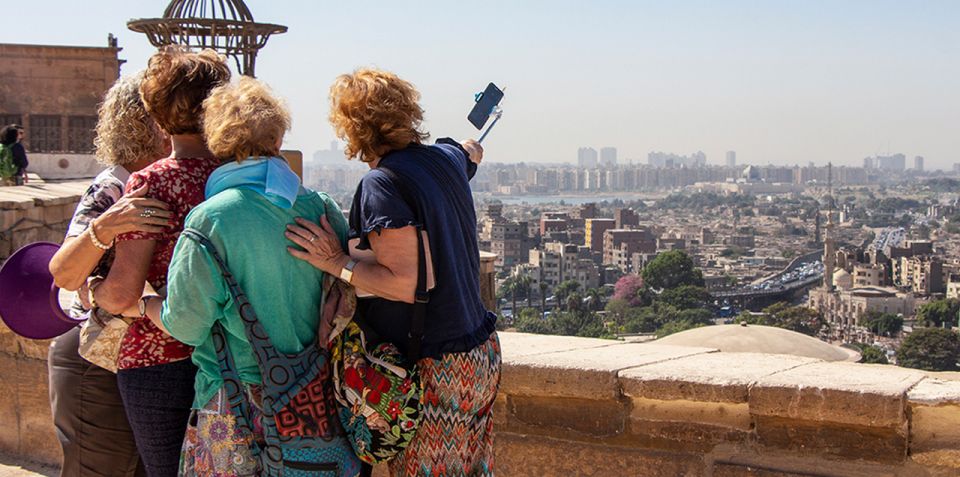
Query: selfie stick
[{"left": 478, "top": 106, "right": 503, "bottom": 144}]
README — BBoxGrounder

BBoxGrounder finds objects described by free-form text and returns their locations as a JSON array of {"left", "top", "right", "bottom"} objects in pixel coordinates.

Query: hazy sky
[{"left": 7, "top": 1, "right": 960, "bottom": 169}]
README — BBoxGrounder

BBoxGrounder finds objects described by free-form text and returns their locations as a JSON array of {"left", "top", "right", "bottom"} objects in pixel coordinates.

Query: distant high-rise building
[
  {"left": 725, "top": 151, "right": 736, "bottom": 168},
  {"left": 600, "top": 147, "right": 618, "bottom": 168},
  {"left": 577, "top": 147, "right": 598, "bottom": 169},
  {"left": 954, "top": 163, "right": 960, "bottom": 174},
  {"left": 914, "top": 156, "right": 924, "bottom": 172},
  {"left": 864, "top": 154, "right": 906, "bottom": 172},
  {"left": 312, "top": 141, "right": 343, "bottom": 163},
  {"left": 648, "top": 151, "right": 706, "bottom": 168}
]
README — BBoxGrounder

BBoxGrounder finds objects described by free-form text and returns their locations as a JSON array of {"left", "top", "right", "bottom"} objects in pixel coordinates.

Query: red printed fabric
[{"left": 116, "top": 156, "right": 222, "bottom": 370}]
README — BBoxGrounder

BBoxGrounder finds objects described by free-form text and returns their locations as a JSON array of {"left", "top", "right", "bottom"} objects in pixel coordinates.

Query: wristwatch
[
  {"left": 138, "top": 295, "right": 161, "bottom": 317},
  {"left": 339, "top": 259, "right": 357, "bottom": 284}
]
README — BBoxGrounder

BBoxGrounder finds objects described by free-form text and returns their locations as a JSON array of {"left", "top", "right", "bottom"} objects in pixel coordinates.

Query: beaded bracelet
[{"left": 88, "top": 222, "right": 112, "bottom": 251}]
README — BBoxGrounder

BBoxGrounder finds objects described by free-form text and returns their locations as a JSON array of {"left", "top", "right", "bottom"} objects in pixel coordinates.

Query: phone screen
[{"left": 468, "top": 83, "right": 504, "bottom": 130}]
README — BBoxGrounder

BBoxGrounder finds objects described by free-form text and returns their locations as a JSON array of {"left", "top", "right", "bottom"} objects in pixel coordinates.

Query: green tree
[
  {"left": 862, "top": 312, "right": 904, "bottom": 337},
  {"left": 515, "top": 275, "right": 533, "bottom": 309},
  {"left": 741, "top": 303, "right": 824, "bottom": 336},
  {"left": 605, "top": 299, "right": 632, "bottom": 328},
  {"left": 897, "top": 328, "right": 960, "bottom": 371},
  {"left": 622, "top": 307, "right": 660, "bottom": 334},
  {"left": 584, "top": 288, "right": 604, "bottom": 312},
  {"left": 499, "top": 276, "right": 520, "bottom": 316},
  {"left": 655, "top": 285, "right": 711, "bottom": 310},
  {"left": 514, "top": 308, "right": 552, "bottom": 335},
  {"left": 539, "top": 282, "right": 549, "bottom": 317},
  {"left": 555, "top": 280, "right": 581, "bottom": 311},
  {"left": 854, "top": 343, "right": 889, "bottom": 364},
  {"left": 915, "top": 299, "right": 959, "bottom": 328},
  {"left": 642, "top": 250, "right": 704, "bottom": 290}
]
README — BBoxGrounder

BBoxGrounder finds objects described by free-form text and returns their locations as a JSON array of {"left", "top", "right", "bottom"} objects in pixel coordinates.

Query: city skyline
[{"left": 7, "top": 0, "right": 960, "bottom": 169}]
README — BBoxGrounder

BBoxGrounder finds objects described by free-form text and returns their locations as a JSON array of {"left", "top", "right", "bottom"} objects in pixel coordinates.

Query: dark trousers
[
  {"left": 48, "top": 327, "right": 145, "bottom": 477},
  {"left": 117, "top": 359, "right": 197, "bottom": 477}
]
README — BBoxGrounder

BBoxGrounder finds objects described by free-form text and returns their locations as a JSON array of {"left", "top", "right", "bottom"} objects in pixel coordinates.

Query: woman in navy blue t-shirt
[{"left": 286, "top": 68, "right": 500, "bottom": 477}]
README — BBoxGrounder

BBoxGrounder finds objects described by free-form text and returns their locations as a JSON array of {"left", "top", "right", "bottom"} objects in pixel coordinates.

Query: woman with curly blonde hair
[
  {"left": 47, "top": 72, "right": 172, "bottom": 477},
  {"left": 133, "top": 76, "right": 359, "bottom": 476},
  {"left": 286, "top": 68, "right": 500, "bottom": 477}
]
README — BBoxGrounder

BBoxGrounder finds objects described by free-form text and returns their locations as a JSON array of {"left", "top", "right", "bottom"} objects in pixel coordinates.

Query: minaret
[{"left": 823, "top": 163, "right": 836, "bottom": 292}]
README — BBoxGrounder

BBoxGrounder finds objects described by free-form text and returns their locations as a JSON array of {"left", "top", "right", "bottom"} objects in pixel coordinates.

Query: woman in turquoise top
[{"left": 142, "top": 77, "right": 354, "bottom": 476}]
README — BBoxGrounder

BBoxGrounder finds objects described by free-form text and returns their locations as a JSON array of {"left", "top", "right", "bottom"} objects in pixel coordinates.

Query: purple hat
[{"left": 0, "top": 242, "right": 84, "bottom": 340}]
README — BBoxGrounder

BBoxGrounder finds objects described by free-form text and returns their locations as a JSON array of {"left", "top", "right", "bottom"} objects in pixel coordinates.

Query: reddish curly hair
[
  {"left": 140, "top": 47, "right": 231, "bottom": 135},
  {"left": 328, "top": 68, "right": 430, "bottom": 163}
]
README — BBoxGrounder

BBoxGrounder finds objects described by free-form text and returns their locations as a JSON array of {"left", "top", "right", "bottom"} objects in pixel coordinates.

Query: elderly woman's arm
[
  {"left": 92, "top": 239, "right": 156, "bottom": 316},
  {"left": 287, "top": 217, "right": 419, "bottom": 304},
  {"left": 49, "top": 185, "right": 171, "bottom": 291}
]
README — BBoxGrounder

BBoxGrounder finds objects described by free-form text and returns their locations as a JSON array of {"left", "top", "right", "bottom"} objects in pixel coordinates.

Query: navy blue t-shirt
[{"left": 349, "top": 139, "right": 496, "bottom": 359}]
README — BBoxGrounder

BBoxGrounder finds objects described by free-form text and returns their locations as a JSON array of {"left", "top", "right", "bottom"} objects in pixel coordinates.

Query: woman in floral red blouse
[{"left": 92, "top": 47, "right": 230, "bottom": 477}]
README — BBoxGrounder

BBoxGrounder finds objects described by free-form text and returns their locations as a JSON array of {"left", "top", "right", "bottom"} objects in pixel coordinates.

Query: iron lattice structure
[{"left": 127, "top": 0, "right": 287, "bottom": 76}]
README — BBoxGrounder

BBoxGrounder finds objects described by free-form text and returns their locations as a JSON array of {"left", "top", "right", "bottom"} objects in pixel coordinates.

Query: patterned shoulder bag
[
  {"left": 181, "top": 228, "right": 361, "bottom": 477},
  {"left": 328, "top": 165, "right": 429, "bottom": 464}
]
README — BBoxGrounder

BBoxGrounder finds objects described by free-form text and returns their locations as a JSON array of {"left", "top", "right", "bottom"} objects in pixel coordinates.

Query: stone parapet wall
[
  {"left": 2, "top": 184, "right": 959, "bottom": 475},
  {"left": 0, "top": 181, "right": 88, "bottom": 262},
  {"left": 7, "top": 328, "right": 957, "bottom": 475},
  {"left": 491, "top": 333, "right": 960, "bottom": 476}
]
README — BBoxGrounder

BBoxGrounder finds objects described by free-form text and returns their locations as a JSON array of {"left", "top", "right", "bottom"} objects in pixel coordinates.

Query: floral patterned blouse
[
  {"left": 65, "top": 166, "right": 130, "bottom": 319},
  {"left": 115, "top": 156, "right": 222, "bottom": 370}
]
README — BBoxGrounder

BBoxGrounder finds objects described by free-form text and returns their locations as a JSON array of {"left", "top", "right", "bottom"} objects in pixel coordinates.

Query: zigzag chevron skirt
[{"left": 389, "top": 332, "right": 502, "bottom": 477}]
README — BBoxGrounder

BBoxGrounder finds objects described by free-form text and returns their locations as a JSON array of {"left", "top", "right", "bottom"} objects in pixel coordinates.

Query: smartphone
[{"left": 468, "top": 83, "right": 504, "bottom": 130}]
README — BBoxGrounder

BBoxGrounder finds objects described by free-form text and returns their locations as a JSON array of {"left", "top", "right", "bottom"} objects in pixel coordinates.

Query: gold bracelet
[
  {"left": 87, "top": 276, "right": 104, "bottom": 310},
  {"left": 88, "top": 221, "right": 111, "bottom": 251}
]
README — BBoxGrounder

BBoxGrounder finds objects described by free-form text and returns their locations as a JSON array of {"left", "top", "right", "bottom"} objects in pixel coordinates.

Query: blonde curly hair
[
  {"left": 203, "top": 76, "right": 291, "bottom": 162},
  {"left": 94, "top": 73, "right": 168, "bottom": 166},
  {"left": 328, "top": 68, "right": 430, "bottom": 163}
]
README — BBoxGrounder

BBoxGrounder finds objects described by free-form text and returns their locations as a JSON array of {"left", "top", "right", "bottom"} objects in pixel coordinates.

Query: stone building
[
  {"left": 893, "top": 255, "right": 944, "bottom": 295},
  {"left": 603, "top": 228, "right": 656, "bottom": 271},
  {"left": 0, "top": 41, "right": 123, "bottom": 177},
  {"left": 584, "top": 218, "right": 615, "bottom": 251}
]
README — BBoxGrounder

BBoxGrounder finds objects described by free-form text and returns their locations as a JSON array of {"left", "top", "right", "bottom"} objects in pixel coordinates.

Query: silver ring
[
  {"left": 142, "top": 208, "right": 156, "bottom": 218},
  {"left": 308, "top": 234, "right": 318, "bottom": 243}
]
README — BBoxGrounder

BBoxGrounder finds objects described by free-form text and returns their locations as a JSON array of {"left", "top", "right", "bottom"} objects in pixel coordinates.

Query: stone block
[
  {"left": 713, "top": 463, "right": 831, "bottom": 477},
  {"left": 621, "top": 353, "right": 817, "bottom": 403},
  {"left": 750, "top": 362, "right": 923, "bottom": 428},
  {"left": 495, "top": 432, "right": 704, "bottom": 477},
  {"left": 11, "top": 227, "right": 40, "bottom": 251},
  {"left": 0, "top": 354, "right": 21, "bottom": 455},
  {"left": 17, "top": 358, "right": 60, "bottom": 466},
  {"left": 630, "top": 397, "right": 751, "bottom": 433},
  {"left": 503, "top": 342, "right": 714, "bottom": 400},
  {"left": 908, "top": 379, "right": 960, "bottom": 465},
  {"left": 1, "top": 209, "right": 20, "bottom": 231},
  {"left": 500, "top": 331, "right": 620, "bottom": 361},
  {"left": 506, "top": 395, "right": 628, "bottom": 438},
  {"left": 13, "top": 207, "right": 42, "bottom": 231},
  {"left": 626, "top": 413, "right": 747, "bottom": 452},
  {"left": 0, "top": 235, "right": 12, "bottom": 260},
  {"left": 754, "top": 415, "right": 906, "bottom": 463}
]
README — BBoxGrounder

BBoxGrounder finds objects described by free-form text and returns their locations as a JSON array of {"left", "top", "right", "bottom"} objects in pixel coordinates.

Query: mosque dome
[
  {"left": 833, "top": 269, "right": 853, "bottom": 290},
  {"left": 654, "top": 324, "right": 858, "bottom": 362}
]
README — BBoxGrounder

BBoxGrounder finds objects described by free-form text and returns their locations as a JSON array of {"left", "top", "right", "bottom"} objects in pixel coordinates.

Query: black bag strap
[{"left": 376, "top": 165, "right": 430, "bottom": 363}]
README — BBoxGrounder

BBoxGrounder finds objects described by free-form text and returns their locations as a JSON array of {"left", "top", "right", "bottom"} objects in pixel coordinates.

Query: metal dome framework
[{"left": 127, "top": 0, "right": 287, "bottom": 76}]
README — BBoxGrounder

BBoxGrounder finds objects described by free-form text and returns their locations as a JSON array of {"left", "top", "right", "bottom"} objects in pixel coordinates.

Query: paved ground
[{"left": 0, "top": 454, "right": 56, "bottom": 477}]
